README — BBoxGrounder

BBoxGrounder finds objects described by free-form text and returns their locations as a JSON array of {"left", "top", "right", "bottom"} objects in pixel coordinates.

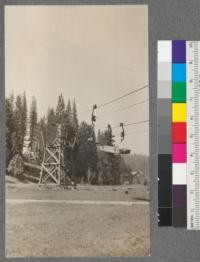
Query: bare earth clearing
[{"left": 6, "top": 176, "right": 150, "bottom": 257}]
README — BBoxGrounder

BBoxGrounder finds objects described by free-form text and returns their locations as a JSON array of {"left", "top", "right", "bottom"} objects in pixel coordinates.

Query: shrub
[{"left": 7, "top": 154, "right": 24, "bottom": 178}]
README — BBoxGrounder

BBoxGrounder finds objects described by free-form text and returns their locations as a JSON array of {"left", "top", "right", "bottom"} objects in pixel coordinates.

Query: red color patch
[{"left": 172, "top": 122, "right": 186, "bottom": 143}]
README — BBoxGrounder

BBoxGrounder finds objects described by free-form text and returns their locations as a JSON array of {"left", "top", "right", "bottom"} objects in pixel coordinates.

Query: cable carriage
[{"left": 89, "top": 104, "right": 131, "bottom": 155}]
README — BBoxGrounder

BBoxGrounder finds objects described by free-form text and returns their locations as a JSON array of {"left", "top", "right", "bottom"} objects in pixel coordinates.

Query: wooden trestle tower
[{"left": 39, "top": 124, "right": 74, "bottom": 187}]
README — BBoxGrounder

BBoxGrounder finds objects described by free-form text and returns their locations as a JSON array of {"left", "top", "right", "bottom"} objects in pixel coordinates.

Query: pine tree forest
[{"left": 5, "top": 92, "right": 148, "bottom": 185}]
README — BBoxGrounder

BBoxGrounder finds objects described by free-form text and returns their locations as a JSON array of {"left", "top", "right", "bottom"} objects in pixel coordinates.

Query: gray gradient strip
[
  {"left": 158, "top": 62, "right": 171, "bottom": 82},
  {"left": 157, "top": 99, "right": 171, "bottom": 118},
  {"left": 157, "top": 81, "right": 171, "bottom": 98},
  {"left": 158, "top": 116, "right": 171, "bottom": 135},
  {"left": 158, "top": 134, "right": 171, "bottom": 154}
]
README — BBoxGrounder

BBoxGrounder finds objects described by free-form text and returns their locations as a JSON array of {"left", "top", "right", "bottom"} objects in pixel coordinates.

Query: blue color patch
[{"left": 172, "top": 63, "right": 186, "bottom": 82}]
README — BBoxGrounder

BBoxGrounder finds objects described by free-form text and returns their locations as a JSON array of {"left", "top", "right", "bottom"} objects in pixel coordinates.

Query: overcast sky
[{"left": 5, "top": 5, "right": 149, "bottom": 155}]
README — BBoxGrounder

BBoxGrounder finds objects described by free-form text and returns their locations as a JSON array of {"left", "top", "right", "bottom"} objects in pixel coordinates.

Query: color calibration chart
[{"left": 158, "top": 40, "right": 200, "bottom": 229}]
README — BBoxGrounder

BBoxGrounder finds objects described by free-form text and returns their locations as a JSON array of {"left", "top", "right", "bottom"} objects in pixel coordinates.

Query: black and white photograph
[{"left": 5, "top": 5, "right": 149, "bottom": 257}]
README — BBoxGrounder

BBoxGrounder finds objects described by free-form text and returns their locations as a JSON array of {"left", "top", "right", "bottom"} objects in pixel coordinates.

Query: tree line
[{"left": 6, "top": 92, "right": 131, "bottom": 184}]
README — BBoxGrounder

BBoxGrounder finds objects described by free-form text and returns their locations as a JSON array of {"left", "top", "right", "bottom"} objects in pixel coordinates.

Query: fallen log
[
  {"left": 24, "top": 162, "right": 41, "bottom": 171},
  {"left": 22, "top": 174, "right": 39, "bottom": 181}
]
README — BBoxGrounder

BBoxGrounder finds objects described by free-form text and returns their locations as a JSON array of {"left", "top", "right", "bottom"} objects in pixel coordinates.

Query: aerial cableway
[
  {"left": 90, "top": 104, "right": 131, "bottom": 155},
  {"left": 24, "top": 85, "right": 148, "bottom": 187}
]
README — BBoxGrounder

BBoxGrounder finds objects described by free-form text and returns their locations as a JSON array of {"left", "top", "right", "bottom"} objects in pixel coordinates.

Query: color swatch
[
  {"left": 158, "top": 40, "right": 200, "bottom": 229},
  {"left": 157, "top": 41, "right": 172, "bottom": 226},
  {"left": 172, "top": 40, "right": 187, "bottom": 227},
  {"left": 158, "top": 40, "right": 187, "bottom": 227}
]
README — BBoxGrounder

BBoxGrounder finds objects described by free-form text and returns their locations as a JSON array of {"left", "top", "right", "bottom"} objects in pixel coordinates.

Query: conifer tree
[
  {"left": 36, "top": 116, "right": 47, "bottom": 161},
  {"left": 21, "top": 92, "right": 27, "bottom": 151},
  {"left": 56, "top": 93, "right": 65, "bottom": 124},
  {"left": 46, "top": 108, "right": 57, "bottom": 142},
  {"left": 97, "top": 125, "right": 120, "bottom": 185},
  {"left": 66, "top": 99, "right": 72, "bottom": 124},
  {"left": 65, "top": 99, "right": 73, "bottom": 141},
  {"left": 72, "top": 99, "right": 79, "bottom": 132},
  {"left": 29, "top": 96, "right": 37, "bottom": 151},
  {"left": 77, "top": 121, "right": 97, "bottom": 181},
  {"left": 5, "top": 93, "right": 15, "bottom": 164},
  {"left": 12, "top": 94, "right": 24, "bottom": 155}
]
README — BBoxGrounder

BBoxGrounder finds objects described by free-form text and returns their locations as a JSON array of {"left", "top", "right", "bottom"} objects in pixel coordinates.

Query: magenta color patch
[{"left": 172, "top": 143, "right": 186, "bottom": 163}]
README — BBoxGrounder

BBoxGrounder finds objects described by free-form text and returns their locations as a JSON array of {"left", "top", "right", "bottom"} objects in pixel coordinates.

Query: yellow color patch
[{"left": 172, "top": 103, "right": 186, "bottom": 122}]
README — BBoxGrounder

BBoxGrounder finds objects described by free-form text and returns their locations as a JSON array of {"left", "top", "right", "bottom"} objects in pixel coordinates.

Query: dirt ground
[{"left": 6, "top": 176, "right": 150, "bottom": 257}]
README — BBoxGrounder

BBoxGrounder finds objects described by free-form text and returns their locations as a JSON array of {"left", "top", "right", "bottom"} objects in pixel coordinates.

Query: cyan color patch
[{"left": 172, "top": 63, "right": 186, "bottom": 82}]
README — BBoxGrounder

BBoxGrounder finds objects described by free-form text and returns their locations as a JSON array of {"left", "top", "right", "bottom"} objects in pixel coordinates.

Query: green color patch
[{"left": 172, "top": 82, "right": 186, "bottom": 102}]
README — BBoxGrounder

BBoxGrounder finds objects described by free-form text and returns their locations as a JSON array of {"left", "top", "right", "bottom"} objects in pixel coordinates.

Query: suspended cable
[
  {"left": 112, "top": 119, "right": 149, "bottom": 129},
  {"left": 124, "top": 119, "right": 149, "bottom": 127},
  {"left": 78, "top": 84, "right": 148, "bottom": 114},
  {"left": 98, "top": 99, "right": 148, "bottom": 118},
  {"left": 97, "top": 84, "right": 148, "bottom": 109},
  {"left": 95, "top": 120, "right": 149, "bottom": 132}
]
